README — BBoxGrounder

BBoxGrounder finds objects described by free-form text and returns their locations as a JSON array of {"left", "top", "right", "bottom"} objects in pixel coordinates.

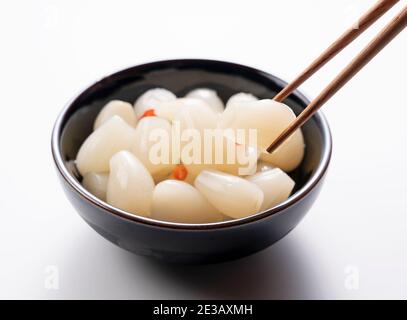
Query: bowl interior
[{"left": 58, "top": 59, "right": 326, "bottom": 213}]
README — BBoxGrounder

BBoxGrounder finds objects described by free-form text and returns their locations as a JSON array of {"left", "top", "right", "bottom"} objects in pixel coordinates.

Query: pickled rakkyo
[
  {"left": 173, "top": 101, "right": 216, "bottom": 179},
  {"left": 82, "top": 172, "right": 109, "bottom": 201},
  {"left": 94, "top": 100, "right": 136, "bottom": 130},
  {"left": 186, "top": 88, "right": 224, "bottom": 113},
  {"left": 173, "top": 100, "right": 218, "bottom": 134},
  {"left": 107, "top": 150, "right": 155, "bottom": 216},
  {"left": 195, "top": 170, "right": 264, "bottom": 219},
  {"left": 174, "top": 102, "right": 258, "bottom": 179},
  {"left": 226, "top": 92, "right": 258, "bottom": 109},
  {"left": 76, "top": 116, "right": 136, "bottom": 175},
  {"left": 259, "top": 128, "right": 305, "bottom": 172},
  {"left": 77, "top": 88, "right": 304, "bottom": 223},
  {"left": 131, "top": 116, "right": 179, "bottom": 182},
  {"left": 182, "top": 131, "right": 259, "bottom": 180},
  {"left": 157, "top": 98, "right": 213, "bottom": 121},
  {"left": 246, "top": 167, "right": 295, "bottom": 211},
  {"left": 256, "top": 161, "right": 275, "bottom": 173},
  {"left": 151, "top": 180, "right": 223, "bottom": 223},
  {"left": 219, "top": 99, "right": 296, "bottom": 150},
  {"left": 134, "top": 88, "right": 176, "bottom": 119}
]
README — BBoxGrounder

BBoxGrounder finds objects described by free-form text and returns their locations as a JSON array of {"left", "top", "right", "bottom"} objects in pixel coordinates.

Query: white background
[{"left": 0, "top": 0, "right": 406, "bottom": 299}]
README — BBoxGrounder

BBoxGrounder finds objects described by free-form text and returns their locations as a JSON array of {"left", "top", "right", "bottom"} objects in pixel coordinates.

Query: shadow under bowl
[{"left": 51, "top": 59, "right": 332, "bottom": 264}]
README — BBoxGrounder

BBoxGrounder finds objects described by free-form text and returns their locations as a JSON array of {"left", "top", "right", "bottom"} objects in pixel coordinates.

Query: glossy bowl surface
[{"left": 52, "top": 59, "right": 332, "bottom": 264}]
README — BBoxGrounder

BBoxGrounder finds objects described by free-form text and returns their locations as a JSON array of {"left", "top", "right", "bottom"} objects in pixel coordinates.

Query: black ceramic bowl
[{"left": 52, "top": 59, "right": 332, "bottom": 264}]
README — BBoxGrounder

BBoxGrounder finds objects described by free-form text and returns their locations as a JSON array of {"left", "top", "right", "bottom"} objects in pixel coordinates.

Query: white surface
[{"left": 0, "top": 0, "right": 406, "bottom": 299}]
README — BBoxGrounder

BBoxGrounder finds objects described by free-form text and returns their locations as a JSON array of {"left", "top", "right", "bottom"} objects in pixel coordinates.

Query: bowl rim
[{"left": 51, "top": 58, "right": 332, "bottom": 231}]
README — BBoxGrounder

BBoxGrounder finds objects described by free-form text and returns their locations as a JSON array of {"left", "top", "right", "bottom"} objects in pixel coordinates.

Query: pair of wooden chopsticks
[{"left": 267, "top": 0, "right": 407, "bottom": 154}]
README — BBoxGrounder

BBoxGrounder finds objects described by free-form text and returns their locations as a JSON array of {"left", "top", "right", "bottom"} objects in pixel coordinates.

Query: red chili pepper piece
[
  {"left": 139, "top": 108, "right": 156, "bottom": 119},
  {"left": 172, "top": 164, "right": 188, "bottom": 181}
]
